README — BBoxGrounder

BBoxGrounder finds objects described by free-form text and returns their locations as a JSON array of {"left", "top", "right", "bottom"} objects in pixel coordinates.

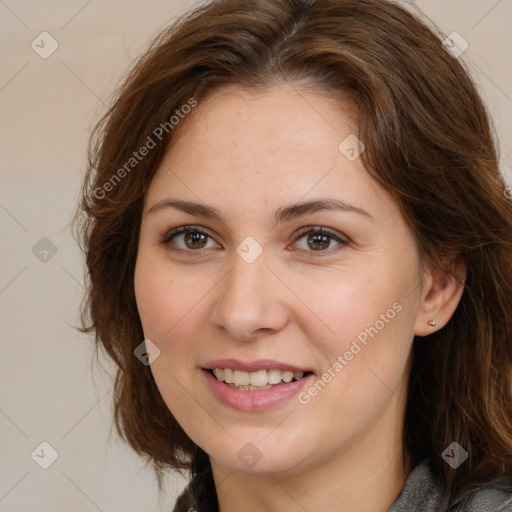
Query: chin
[{"left": 205, "top": 433, "right": 313, "bottom": 476}]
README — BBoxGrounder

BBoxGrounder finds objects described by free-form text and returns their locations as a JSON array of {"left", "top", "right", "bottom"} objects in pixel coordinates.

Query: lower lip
[{"left": 202, "top": 369, "right": 314, "bottom": 412}]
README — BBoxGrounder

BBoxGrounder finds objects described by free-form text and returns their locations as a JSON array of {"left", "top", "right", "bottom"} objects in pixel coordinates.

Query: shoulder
[
  {"left": 389, "top": 457, "right": 512, "bottom": 512},
  {"left": 448, "top": 482, "right": 512, "bottom": 511}
]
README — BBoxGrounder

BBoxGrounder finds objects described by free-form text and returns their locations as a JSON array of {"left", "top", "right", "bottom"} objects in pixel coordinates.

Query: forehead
[
  {"left": 146, "top": 84, "right": 394, "bottom": 221},
  {"left": 170, "top": 83, "right": 359, "bottom": 161}
]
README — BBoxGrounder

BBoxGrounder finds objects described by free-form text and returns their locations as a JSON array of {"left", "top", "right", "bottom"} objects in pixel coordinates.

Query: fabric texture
[
  {"left": 388, "top": 458, "right": 512, "bottom": 512},
  {"left": 173, "top": 457, "right": 512, "bottom": 511}
]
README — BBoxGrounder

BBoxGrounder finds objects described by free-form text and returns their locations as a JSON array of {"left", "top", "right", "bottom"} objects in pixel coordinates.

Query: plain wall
[{"left": 1, "top": 1, "right": 511, "bottom": 510}]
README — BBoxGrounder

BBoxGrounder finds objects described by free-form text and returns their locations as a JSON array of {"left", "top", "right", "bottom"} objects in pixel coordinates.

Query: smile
[
  {"left": 202, "top": 360, "right": 315, "bottom": 411},
  {"left": 210, "top": 368, "right": 309, "bottom": 390}
]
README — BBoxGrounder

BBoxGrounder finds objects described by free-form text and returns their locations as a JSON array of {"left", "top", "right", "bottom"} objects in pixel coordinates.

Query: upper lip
[{"left": 203, "top": 358, "right": 314, "bottom": 373}]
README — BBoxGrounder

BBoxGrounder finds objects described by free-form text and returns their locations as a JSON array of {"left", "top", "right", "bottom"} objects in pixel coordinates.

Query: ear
[{"left": 414, "top": 256, "right": 466, "bottom": 337}]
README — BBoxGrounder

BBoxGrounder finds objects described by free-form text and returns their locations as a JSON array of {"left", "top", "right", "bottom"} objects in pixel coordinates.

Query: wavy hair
[{"left": 73, "top": 0, "right": 512, "bottom": 505}]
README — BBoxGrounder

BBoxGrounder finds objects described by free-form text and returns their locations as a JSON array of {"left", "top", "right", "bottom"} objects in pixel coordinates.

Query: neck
[{"left": 211, "top": 413, "right": 412, "bottom": 512}]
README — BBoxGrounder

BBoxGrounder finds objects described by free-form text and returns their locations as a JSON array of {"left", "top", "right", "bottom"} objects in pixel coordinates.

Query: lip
[
  {"left": 202, "top": 368, "right": 315, "bottom": 412},
  {"left": 203, "top": 358, "right": 313, "bottom": 373}
]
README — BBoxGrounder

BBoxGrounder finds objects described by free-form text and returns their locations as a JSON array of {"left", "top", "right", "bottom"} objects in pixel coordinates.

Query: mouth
[
  {"left": 207, "top": 367, "right": 313, "bottom": 391},
  {"left": 202, "top": 359, "right": 316, "bottom": 411}
]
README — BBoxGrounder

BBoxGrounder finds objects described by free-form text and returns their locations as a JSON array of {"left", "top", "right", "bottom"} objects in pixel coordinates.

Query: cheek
[
  {"left": 134, "top": 254, "right": 198, "bottom": 341},
  {"left": 296, "top": 291, "right": 414, "bottom": 446},
  {"left": 134, "top": 257, "right": 206, "bottom": 427},
  {"left": 134, "top": 260, "right": 170, "bottom": 339},
  {"left": 295, "top": 259, "right": 417, "bottom": 399},
  {"left": 295, "top": 264, "right": 405, "bottom": 350}
]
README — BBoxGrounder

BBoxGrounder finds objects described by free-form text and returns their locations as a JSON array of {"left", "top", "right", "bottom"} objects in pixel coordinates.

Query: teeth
[
  {"left": 211, "top": 368, "right": 307, "bottom": 389},
  {"left": 267, "top": 369, "right": 282, "bottom": 384},
  {"left": 233, "top": 370, "right": 250, "bottom": 386},
  {"left": 226, "top": 383, "right": 273, "bottom": 390},
  {"left": 282, "top": 371, "right": 293, "bottom": 383},
  {"left": 223, "top": 368, "right": 234, "bottom": 383},
  {"left": 249, "top": 369, "right": 267, "bottom": 386}
]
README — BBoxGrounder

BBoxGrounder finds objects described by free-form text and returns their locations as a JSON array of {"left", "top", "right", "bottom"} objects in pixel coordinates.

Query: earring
[{"left": 428, "top": 320, "right": 437, "bottom": 326}]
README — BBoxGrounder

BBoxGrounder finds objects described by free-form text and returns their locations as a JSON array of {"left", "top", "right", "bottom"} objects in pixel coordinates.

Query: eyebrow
[{"left": 146, "top": 197, "right": 373, "bottom": 224}]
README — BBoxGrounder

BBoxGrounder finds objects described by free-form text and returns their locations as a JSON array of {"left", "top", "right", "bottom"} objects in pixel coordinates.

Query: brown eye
[
  {"left": 183, "top": 231, "right": 208, "bottom": 249},
  {"left": 306, "top": 233, "right": 331, "bottom": 251},
  {"left": 293, "top": 227, "right": 349, "bottom": 254},
  {"left": 160, "top": 226, "right": 220, "bottom": 251}
]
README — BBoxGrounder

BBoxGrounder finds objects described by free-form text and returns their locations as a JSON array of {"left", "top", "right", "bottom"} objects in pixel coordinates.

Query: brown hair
[{"left": 74, "top": 0, "right": 512, "bottom": 505}]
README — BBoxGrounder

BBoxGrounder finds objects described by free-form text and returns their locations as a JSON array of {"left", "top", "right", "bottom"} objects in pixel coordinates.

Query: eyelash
[{"left": 159, "top": 225, "right": 349, "bottom": 256}]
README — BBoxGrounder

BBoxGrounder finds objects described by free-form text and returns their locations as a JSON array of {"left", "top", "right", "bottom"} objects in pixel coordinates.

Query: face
[{"left": 134, "top": 84, "right": 428, "bottom": 476}]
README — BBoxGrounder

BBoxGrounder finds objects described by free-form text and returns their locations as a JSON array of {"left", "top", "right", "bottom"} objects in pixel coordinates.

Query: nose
[{"left": 210, "top": 250, "right": 289, "bottom": 341}]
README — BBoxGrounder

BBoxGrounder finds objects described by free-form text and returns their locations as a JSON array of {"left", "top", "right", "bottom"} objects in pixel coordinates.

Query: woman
[{"left": 74, "top": 0, "right": 512, "bottom": 510}]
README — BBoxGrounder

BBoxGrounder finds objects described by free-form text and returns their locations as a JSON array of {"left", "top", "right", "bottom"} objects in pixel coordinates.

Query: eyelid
[{"left": 293, "top": 225, "right": 350, "bottom": 243}]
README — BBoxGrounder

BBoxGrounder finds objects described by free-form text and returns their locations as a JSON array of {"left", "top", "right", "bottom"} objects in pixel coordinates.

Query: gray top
[
  {"left": 173, "top": 457, "right": 512, "bottom": 511},
  {"left": 388, "top": 458, "right": 512, "bottom": 512}
]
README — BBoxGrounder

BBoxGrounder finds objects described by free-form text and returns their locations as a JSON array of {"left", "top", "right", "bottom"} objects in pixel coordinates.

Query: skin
[{"left": 134, "top": 84, "right": 465, "bottom": 512}]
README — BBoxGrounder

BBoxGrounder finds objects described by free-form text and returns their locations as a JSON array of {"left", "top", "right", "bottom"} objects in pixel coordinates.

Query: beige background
[{"left": 1, "top": 1, "right": 511, "bottom": 511}]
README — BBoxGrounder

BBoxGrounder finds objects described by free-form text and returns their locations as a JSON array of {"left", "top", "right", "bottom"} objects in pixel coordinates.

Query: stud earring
[{"left": 428, "top": 319, "right": 437, "bottom": 326}]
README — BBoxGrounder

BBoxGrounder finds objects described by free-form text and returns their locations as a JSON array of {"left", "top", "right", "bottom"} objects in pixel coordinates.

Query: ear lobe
[{"left": 414, "top": 257, "right": 466, "bottom": 337}]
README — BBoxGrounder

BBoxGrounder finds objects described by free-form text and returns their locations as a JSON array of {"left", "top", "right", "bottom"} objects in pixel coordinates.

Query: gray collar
[
  {"left": 173, "top": 456, "right": 512, "bottom": 512},
  {"left": 388, "top": 457, "right": 512, "bottom": 512}
]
